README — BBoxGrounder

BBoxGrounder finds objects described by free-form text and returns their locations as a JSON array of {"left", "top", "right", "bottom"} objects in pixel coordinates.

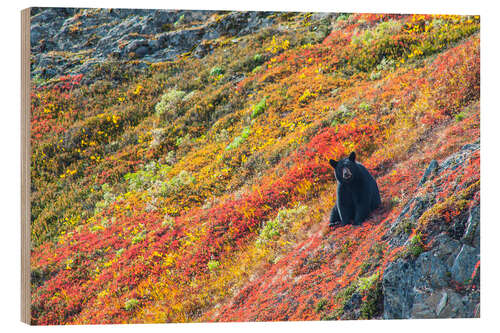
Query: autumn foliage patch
[{"left": 30, "top": 13, "right": 479, "bottom": 324}]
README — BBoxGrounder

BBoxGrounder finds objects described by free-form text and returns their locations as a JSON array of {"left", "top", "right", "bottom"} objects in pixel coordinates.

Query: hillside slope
[{"left": 29, "top": 9, "right": 479, "bottom": 324}]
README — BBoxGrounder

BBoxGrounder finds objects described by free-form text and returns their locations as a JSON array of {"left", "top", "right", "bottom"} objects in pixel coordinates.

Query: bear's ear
[
  {"left": 348, "top": 152, "right": 356, "bottom": 162},
  {"left": 329, "top": 159, "right": 337, "bottom": 168}
]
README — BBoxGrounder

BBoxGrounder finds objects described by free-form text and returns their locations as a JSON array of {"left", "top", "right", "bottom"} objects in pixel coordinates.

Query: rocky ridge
[{"left": 30, "top": 8, "right": 336, "bottom": 83}]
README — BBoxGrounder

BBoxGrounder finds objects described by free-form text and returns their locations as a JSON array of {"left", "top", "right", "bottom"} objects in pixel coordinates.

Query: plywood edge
[{"left": 20, "top": 7, "right": 31, "bottom": 325}]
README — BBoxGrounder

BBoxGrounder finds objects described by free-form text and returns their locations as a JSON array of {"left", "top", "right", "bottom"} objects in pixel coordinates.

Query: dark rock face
[
  {"left": 450, "top": 244, "right": 480, "bottom": 285},
  {"left": 383, "top": 259, "right": 418, "bottom": 318},
  {"left": 462, "top": 205, "right": 480, "bottom": 248},
  {"left": 382, "top": 143, "right": 480, "bottom": 319},
  {"left": 417, "top": 159, "right": 438, "bottom": 188},
  {"left": 30, "top": 8, "right": 278, "bottom": 82},
  {"left": 383, "top": 234, "right": 479, "bottom": 319}
]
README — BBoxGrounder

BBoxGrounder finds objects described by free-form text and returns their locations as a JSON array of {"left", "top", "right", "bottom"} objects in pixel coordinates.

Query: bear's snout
[{"left": 342, "top": 167, "right": 352, "bottom": 180}]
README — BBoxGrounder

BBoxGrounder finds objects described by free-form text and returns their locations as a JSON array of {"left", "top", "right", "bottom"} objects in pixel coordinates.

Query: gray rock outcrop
[{"left": 382, "top": 143, "right": 480, "bottom": 319}]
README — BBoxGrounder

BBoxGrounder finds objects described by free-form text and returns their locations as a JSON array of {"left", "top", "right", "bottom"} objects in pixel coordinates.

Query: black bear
[{"left": 329, "top": 152, "right": 381, "bottom": 227}]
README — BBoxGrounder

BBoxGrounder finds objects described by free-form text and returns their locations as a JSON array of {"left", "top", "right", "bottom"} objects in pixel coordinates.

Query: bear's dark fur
[{"left": 329, "top": 152, "right": 381, "bottom": 227}]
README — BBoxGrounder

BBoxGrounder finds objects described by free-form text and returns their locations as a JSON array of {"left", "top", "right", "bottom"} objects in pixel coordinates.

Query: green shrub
[
  {"left": 358, "top": 102, "right": 372, "bottom": 111},
  {"left": 240, "top": 127, "right": 251, "bottom": 139},
  {"left": 131, "top": 230, "right": 147, "bottom": 244},
  {"left": 376, "top": 57, "right": 396, "bottom": 71},
  {"left": 173, "top": 14, "right": 185, "bottom": 28},
  {"left": 357, "top": 272, "right": 379, "bottom": 292},
  {"left": 124, "top": 162, "right": 173, "bottom": 192},
  {"left": 455, "top": 112, "right": 466, "bottom": 122},
  {"left": 166, "top": 170, "right": 195, "bottom": 191},
  {"left": 226, "top": 126, "right": 251, "bottom": 150},
  {"left": 359, "top": 278, "right": 382, "bottom": 319},
  {"left": 251, "top": 98, "right": 267, "bottom": 119},
  {"left": 258, "top": 217, "right": 281, "bottom": 240},
  {"left": 336, "top": 13, "right": 351, "bottom": 22},
  {"left": 369, "top": 71, "right": 382, "bottom": 81},
  {"left": 155, "top": 89, "right": 186, "bottom": 121},
  {"left": 256, "top": 204, "right": 308, "bottom": 246},
  {"left": 115, "top": 248, "right": 125, "bottom": 257},
  {"left": 330, "top": 104, "right": 357, "bottom": 126},
  {"left": 124, "top": 162, "right": 156, "bottom": 191},
  {"left": 252, "top": 65, "right": 262, "bottom": 73},
  {"left": 375, "top": 20, "right": 403, "bottom": 37},
  {"left": 253, "top": 54, "right": 263, "bottom": 63},
  {"left": 162, "top": 214, "right": 175, "bottom": 228},
  {"left": 124, "top": 298, "right": 139, "bottom": 311},
  {"left": 209, "top": 66, "right": 224, "bottom": 77},
  {"left": 327, "top": 273, "right": 382, "bottom": 319},
  {"left": 175, "top": 134, "right": 192, "bottom": 148},
  {"left": 233, "top": 54, "right": 266, "bottom": 73},
  {"left": 94, "top": 183, "right": 116, "bottom": 213},
  {"left": 152, "top": 170, "right": 196, "bottom": 197},
  {"left": 207, "top": 260, "right": 220, "bottom": 272},
  {"left": 394, "top": 217, "right": 414, "bottom": 236},
  {"left": 124, "top": 164, "right": 195, "bottom": 199},
  {"left": 406, "top": 232, "right": 425, "bottom": 257},
  {"left": 315, "top": 298, "right": 328, "bottom": 313},
  {"left": 390, "top": 196, "right": 400, "bottom": 207},
  {"left": 226, "top": 136, "right": 245, "bottom": 151},
  {"left": 351, "top": 20, "right": 402, "bottom": 47}
]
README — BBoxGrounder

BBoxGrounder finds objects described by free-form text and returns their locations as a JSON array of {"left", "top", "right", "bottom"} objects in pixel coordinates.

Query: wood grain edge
[{"left": 21, "top": 7, "right": 31, "bottom": 325}]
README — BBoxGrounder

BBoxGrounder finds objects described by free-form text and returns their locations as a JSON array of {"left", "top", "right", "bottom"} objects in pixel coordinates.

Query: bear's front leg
[
  {"left": 339, "top": 208, "right": 352, "bottom": 226},
  {"left": 329, "top": 205, "right": 341, "bottom": 227},
  {"left": 337, "top": 186, "right": 354, "bottom": 226},
  {"left": 353, "top": 205, "right": 369, "bottom": 226}
]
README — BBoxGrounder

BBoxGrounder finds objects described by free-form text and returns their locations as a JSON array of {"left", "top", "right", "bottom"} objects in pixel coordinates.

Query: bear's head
[{"left": 329, "top": 152, "right": 359, "bottom": 184}]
